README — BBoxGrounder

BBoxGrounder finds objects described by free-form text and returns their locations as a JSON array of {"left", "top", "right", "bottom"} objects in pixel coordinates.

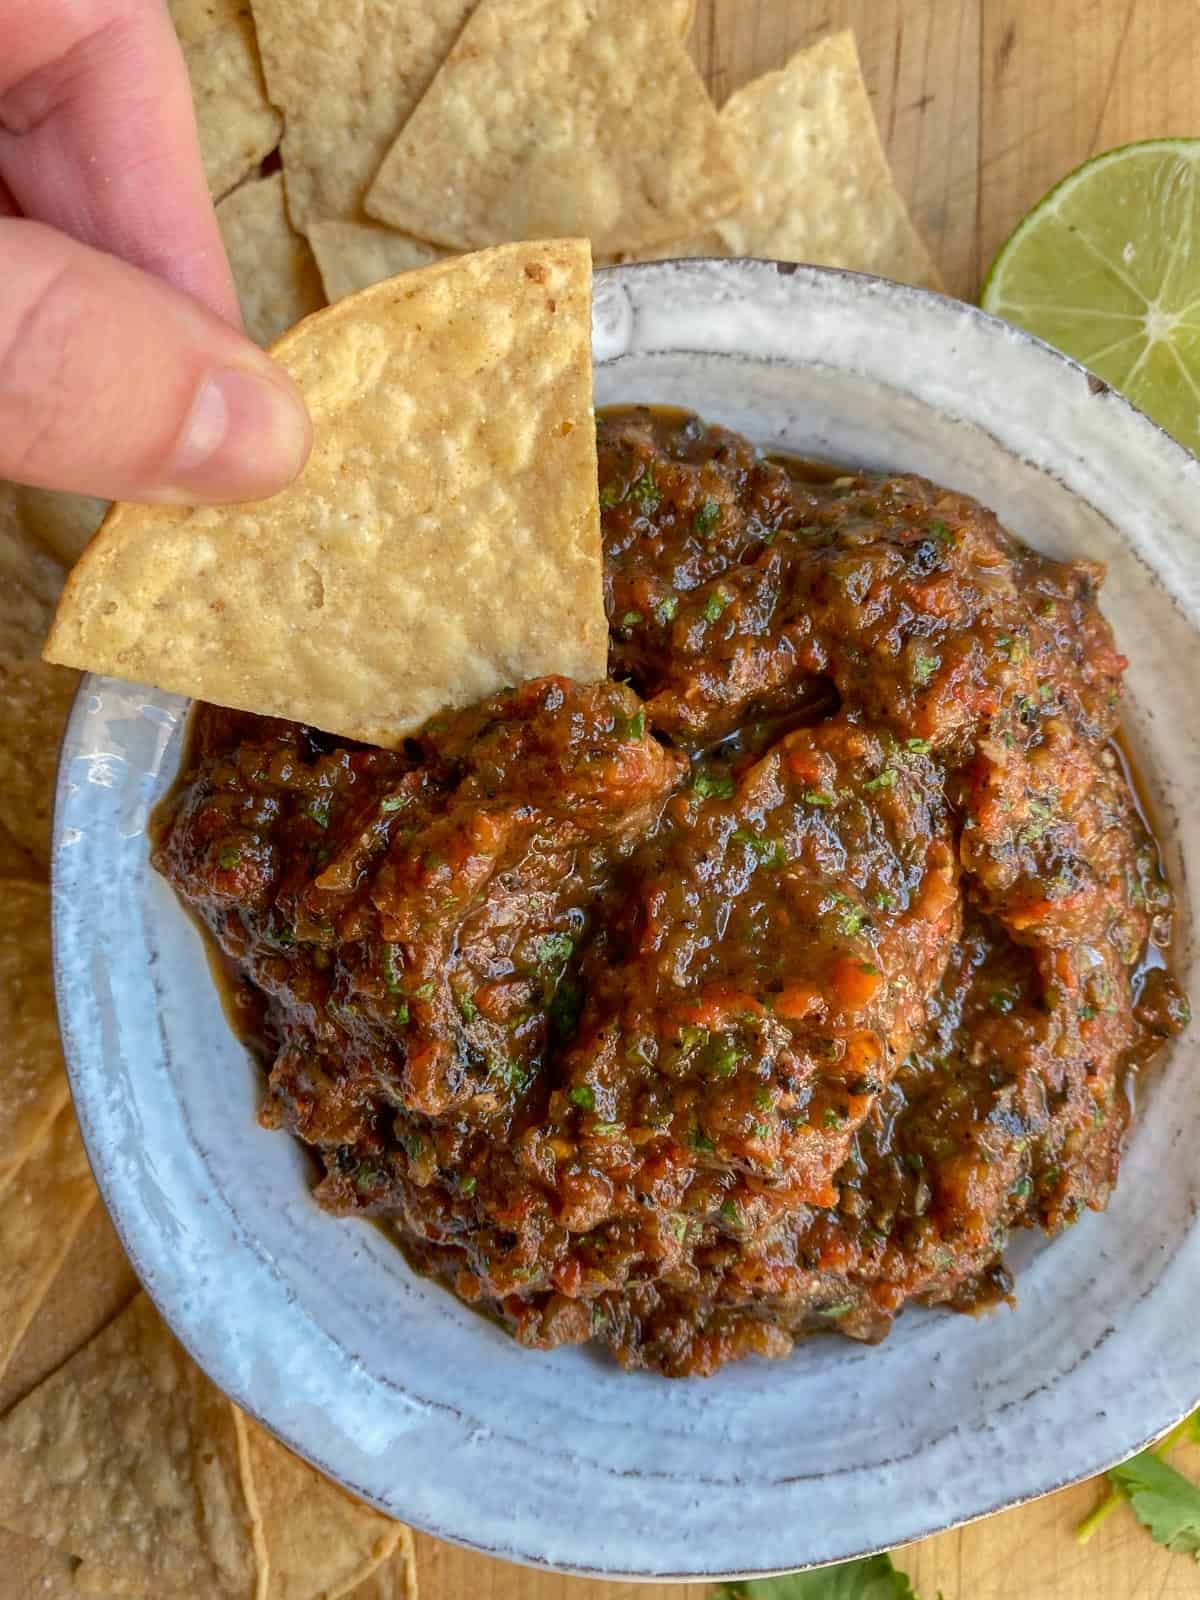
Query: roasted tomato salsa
[{"left": 156, "top": 407, "right": 1189, "bottom": 1378}]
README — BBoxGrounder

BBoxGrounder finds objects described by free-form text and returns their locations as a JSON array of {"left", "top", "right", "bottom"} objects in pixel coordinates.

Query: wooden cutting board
[{"left": 6, "top": 3, "right": 1199, "bottom": 1598}]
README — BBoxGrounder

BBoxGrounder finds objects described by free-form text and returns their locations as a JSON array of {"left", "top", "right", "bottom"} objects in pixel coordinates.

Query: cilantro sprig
[
  {"left": 1077, "top": 1409, "right": 1200, "bottom": 1557},
  {"left": 715, "top": 1552, "right": 925, "bottom": 1598}
]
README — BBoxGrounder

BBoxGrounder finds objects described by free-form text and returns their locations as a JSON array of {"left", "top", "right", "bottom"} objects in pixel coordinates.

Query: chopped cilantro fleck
[
  {"left": 1010, "top": 1176, "right": 1034, "bottom": 1198},
  {"left": 719, "top": 1198, "right": 742, "bottom": 1226},
  {"left": 702, "top": 590, "right": 728, "bottom": 623},
  {"left": 394, "top": 1002, "right": 409, "bottom": 1025},
  {"left": 380, "top": 793, "right": 409, "bottom": 812},
  {"left": 619, "top": 609, "right": 643, "bottom": 630},
  {"left": 459, "top": 1174, "right": 477, "bottom": 1197},
  {"left": 691, "top": 770, "right": 735, "bottom": 800},
  {"left": 458, "top": 993, "right": 479, "bottom": 1023},
  {"left": 927, "top": 519, "right": 951, "bottom": 543},
  {"left": 912, "top": 651, "right": 940, "bottom": 687},
  {"left": 655, "top": 594, "right": 679, "bottom": 625},
  {"left": 905, "top": 737, "right": 932, "bottom": 754},
  {"left": 679, "top": 1024, "right": 709, "bottom": 1053},
  {"left": 591, "top": 1121, "right": 623, "bottom": 1137},
  {"left": 838, "top": 905, "right": 868, "bottom": 937},
  {"left": 218, "top": 847, "right": 241, "bottom": 870},
  {"left": 549, "top": 977, "right": 584, "bottom": 1043},
  {"left": 689, "top": 1127, "right": 716, "bottom": 1154},
  {"left": 617, "top": 709, "right": 646, "bottom": 740},
  {"left": 413, "top": 982, "right": 435, "bottom": 1001},
  {"left": 307, "top": 797, "right": 330, "bottom": 828},
  {"left": 629, "top": 469, "right": 660, "bottom": 511},
  {"left": 536, "top": 932, "right": 574, "bottom": 967},
  {"left": 732, "top": 829, "right": 786, "bottom": 869},
  {"left": 802, "top": 789, "right": 836, "bottom": 806},
  {"left": 863, "top": 768, "right": 896, "bottom": 792},
  {"left": 568, "top": 1084, "right": 596, "bottom": 1111},
  {"left": 599, "top": 481, "right": 625, "bottom": 509},
  {"left": 823, "top": 1107, "right": 844, "bottom": 1128},
  {"left": 693, "top": 498, "right": 722, "bottom": 536}
]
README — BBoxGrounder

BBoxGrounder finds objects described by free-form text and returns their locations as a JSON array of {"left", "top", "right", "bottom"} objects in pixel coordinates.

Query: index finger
[{"left": 0, "top": 0, "right": 240, "bottom": 324}]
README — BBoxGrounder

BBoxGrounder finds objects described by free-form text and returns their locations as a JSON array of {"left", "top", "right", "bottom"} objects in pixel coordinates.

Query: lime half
[{"left": 982, "top": 139, "right": 1200, "bottom": 455}]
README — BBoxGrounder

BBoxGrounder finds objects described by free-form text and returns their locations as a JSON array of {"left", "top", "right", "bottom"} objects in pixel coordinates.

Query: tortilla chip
[
  {"left": 169, "top": 0, "right": 283, "bottom": 201},
  {"left": 629, "top": 32, "right": 942, "bottom": 289},
  {"left": 343, "top": 1534, "right": 419, "bottom": 1599},
  {"left": 45, "top": 240, "right": 606, "bottom": 747},
  {"left": 0, "top": 882, "right": 71, "bottom": 1199},
  {"left": 217, "top": 174, "right": 326, "bottom": 345},
  {"left": 11, "top": 486, "right": 108, "bottom": 569},
  {"left": 0, "top": 1106, "right": 96, "bottom": 1382},
  {"left": 364, "top": 0, "right": 741, "bottom": 256},
  {"left": 250, "top": 0, "right": 480, "bottom": 228},
  {"left": 0, "top": 1536, "right": 105, "bottom": 1600},
  {"left": 0, "top": 657, "right": 80, "bottom": 869},
  {"left": 233, "top": 1408, "right": 402, "bottom": 1598},
  {"left": 0, "top": 1199, "right": 140, "bottom": 1417},
  {"left": 0, "top": 1295, "right": 257, "bottom": 1597},
  {"left": 0, "top": 486, "right": 66, "bottom": 658},
  {"left": 307, "top": 222, "right": 446, "bottom": 303}
]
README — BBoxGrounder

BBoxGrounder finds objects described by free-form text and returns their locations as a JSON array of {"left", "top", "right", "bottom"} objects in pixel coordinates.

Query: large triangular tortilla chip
[
  {"left": 629, "top": 32, "right": 942, "bottom": 289},
  {"left": 0, "top": 882, "right": 71, "bottom": 1199},
  {"left": 364, "top": 0, "right": 741, "bottom": 256},
  {"left": 250, "top": 0, "right": 480, "bottom": 228},
  {"left": 0, "top": 485, "right": 65, "bottom": 657},
  {"left": 169, "top": 0, "right": 282, "bottom": 201},
  {"left": 44, "top": 240, "right": 606, "bottom": 747},
  {"left": 0, "top": 656, "right": 80, "bottom": 868},
  {"left": 0, "top": 1295, "right": 257, "bottom": 1597},
  {"left": 308, "top": 222, "right": 446, "bottom": 304},
  {"left": 217, "top": 173, "right": 326, "bottom": 346},
  {"left": 233, "top": 1409, "right": 402, "bottom": 1599},
  {"left": 0, "top": 1105, "right": 96, "bottom": 1384}
]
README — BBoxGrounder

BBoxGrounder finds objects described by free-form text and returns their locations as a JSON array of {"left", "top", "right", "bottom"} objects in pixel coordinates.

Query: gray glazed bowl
[{"left": 53, "top": 261, "right": 1200, "bottom": 1581}]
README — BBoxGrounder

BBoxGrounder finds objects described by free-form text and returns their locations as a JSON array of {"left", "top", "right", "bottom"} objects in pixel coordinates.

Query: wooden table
[{"left": 414, "top": 0, "right": 1200, "bottom": 1593}]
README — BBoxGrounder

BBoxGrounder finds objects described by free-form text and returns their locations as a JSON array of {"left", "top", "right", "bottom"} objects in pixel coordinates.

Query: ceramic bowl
[{"left": 52, "top": 260, "right": 1200, "bottom": 1581}]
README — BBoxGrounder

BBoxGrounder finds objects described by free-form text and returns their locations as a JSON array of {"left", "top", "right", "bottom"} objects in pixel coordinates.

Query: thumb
[{"left": 0, "top": 219, "right": 311, "bottom": 504}]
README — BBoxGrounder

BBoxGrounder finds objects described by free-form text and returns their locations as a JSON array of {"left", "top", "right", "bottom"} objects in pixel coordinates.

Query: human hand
[{"left": 0, "top": 0, "right": 311, "bottom": 505}]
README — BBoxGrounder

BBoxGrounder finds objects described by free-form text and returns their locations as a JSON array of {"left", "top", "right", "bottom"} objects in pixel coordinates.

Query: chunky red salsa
[{"left": 156, "top": 407, "right": 1189, "bottom": 1377}]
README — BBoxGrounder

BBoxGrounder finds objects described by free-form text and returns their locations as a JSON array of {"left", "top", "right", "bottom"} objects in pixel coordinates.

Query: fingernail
[{"left": 165, "top": 366, "right": 311, "bottom": 502}]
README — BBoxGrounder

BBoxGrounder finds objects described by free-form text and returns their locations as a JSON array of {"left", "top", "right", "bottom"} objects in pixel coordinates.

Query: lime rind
[{"left": 982, "top": 140, "right": 1200, "bottom": 455}]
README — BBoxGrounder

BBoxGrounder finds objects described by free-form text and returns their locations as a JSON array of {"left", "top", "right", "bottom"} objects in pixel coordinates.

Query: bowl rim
[{"left": 52, "top": 257, "right": 1200, "bottom": 1581}]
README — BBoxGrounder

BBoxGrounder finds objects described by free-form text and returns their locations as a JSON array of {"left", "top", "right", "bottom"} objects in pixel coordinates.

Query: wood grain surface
[{"left": 5, "top": 3, "right": 1200, "bottom": 1598}]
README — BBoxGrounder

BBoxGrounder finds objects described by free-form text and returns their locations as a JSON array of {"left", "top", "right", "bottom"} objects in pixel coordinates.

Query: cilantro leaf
[
  {"left": 1107, "top": 1450, "right": 1200, "bottom": 1559},
  {"left": 715, "top": 1552, "right": 922, "bottom": 1599}
]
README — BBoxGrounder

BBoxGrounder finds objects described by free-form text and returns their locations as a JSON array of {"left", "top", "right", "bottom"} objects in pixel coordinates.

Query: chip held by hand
[{"left": 43, "top": 239, "right": 606, "bottom": 748}]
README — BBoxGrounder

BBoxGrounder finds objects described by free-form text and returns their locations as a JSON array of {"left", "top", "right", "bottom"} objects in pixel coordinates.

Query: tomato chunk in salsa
[{"left": 156, "top": 407, "right": 1189, "bottom": 1378}]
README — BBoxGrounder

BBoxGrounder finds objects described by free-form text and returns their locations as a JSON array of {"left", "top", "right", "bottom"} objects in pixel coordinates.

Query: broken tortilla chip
[
  {"left": 250, "top": 0, "right": 480, "bottom": 228},
  {"left": 308, "top": 222, "right": 446, "bottom": 303},
  {"left": 233, "top": 1408, "right": 402, "bottom": 1598},
  {"left": 0, "top": 657, "right": 80, "bottom": 869},
  {"left": 169, "top": 0, "right": 283, "bottom": 201},
  {"left": 343, "top": 1535, "right": 420, "bottom": 1600},
  {"left": 365, "top": 0, "right": 742, "bottom": 256},
  {"left": 0, "top": 881, "right": 72, "bottom": 1200},
  {"left": 0, "top": 1106, "right": 96, "bottom": 1383},
  {"left": 217, "top": 174, "right": 326, "bottom": 345},
  {"left": 0, "top": 1295, "right": 258, "bottom": 1598},
  {"left": 44, "top": 239, "right": 605, "bottom": 747},
  {"left": 628, "top": 32, "right": 942, "bottom": 289},
  {"left": 0, "top": 488, "right": 66, "bottom": 658}
]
